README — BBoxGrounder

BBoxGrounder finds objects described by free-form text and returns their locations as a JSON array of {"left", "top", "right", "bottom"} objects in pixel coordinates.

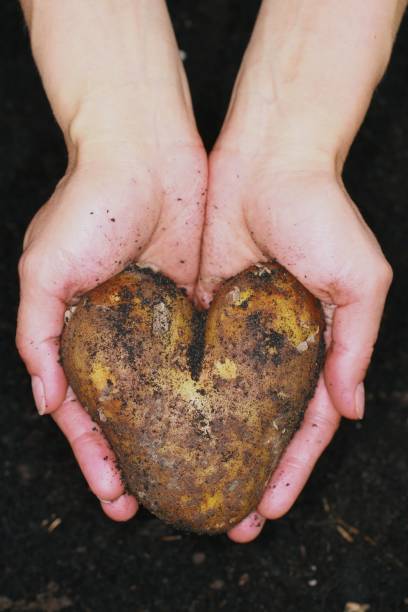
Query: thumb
[
  {"left": 324, "top": 264, "right": 392, "bottom": 420},
  {"left": 16, "top": 254, "right": 68, "bottom": 414},
  {"left": 196, "top": 230, "right": 262, "bottom": 308},
  {"left": 197, "top": 207, "right": 263, "bottom": 309}
]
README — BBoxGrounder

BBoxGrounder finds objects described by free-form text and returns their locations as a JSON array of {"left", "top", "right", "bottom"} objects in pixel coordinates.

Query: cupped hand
[
  {"left": 197, "top": 147, "right": 392, "bottom": 542},
  {"left": 17, "top": 139, "right": 207, "bottom": 520}
]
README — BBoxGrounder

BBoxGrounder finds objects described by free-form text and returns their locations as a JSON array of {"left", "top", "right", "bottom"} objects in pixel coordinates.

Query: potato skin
[{"left": 61, "top": 262, "right": 324, "bottom": 534}]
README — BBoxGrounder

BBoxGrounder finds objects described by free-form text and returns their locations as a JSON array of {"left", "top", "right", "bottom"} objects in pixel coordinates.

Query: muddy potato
[{"left": 61, "top": 262, "right": 324, "bottom": 534}]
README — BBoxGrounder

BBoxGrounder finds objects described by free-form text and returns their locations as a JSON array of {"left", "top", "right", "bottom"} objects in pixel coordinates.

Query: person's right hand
[
  {"left": 194, "top": 0, "right": 401, "bottom": 542},
  {"left": 16, "top": 137, "right": 207, "bottom": 520},
  {"left": 198, "top": 150, "right": 392, "bottom": 541}
]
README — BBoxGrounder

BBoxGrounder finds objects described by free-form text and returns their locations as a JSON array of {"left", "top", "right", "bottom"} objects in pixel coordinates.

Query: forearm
[
  {"left": 225, "top": 0, "right": 407, "bottom": 165},
  {"left": 20, "top": 0, "right": 191, "bottom": 153}
]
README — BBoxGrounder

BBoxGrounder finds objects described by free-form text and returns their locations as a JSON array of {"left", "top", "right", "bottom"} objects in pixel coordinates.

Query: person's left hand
[
  {"left": 16, "top": 138, "right": 207, "bottom": 521},
  {"left": 197, "top": 142, "right": 392, "bottom": 543}
]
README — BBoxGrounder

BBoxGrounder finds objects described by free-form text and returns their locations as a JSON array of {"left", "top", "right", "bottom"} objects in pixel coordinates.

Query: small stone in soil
[
  {"left": 192, "top": 552, "right": 206, "bottom": 565},
  {"left": 210, "top": 579, "right": 224, "bottom": 590}
]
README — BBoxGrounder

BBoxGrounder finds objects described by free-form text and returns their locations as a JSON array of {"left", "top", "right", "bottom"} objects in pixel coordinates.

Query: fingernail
[
  {"left": 98, "top": 498, "right": 113, "bottom": 505},
  {"left": 31, "top": 376, "right": 46, "bottom": 415},
  {"left": 249, "top": 512, "right": 265, "bottom": 530},
  {"left": 354, "top": 382, "right": 365, "bottom": 419}
]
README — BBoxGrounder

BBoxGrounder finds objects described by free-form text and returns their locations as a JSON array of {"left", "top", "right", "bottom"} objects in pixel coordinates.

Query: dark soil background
[{"left": 1, "top": 2, "right": 408, "bottom": 611}]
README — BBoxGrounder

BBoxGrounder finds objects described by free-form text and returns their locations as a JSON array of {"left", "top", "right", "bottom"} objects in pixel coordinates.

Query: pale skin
[{"left": 17, "top": 0, "right": 406, "bottom": 542}]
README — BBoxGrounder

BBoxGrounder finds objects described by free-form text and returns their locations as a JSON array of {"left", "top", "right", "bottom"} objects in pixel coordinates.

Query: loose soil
[{"left": 1, "top": 2, "right": 408, "bottom": 611}]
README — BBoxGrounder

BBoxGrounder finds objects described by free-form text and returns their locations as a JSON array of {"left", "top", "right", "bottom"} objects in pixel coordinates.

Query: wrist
[
  {"left": 64, "top": 89, "right": 203, "bottom": 173},
  {"left": 23, "top": 0, "right": 197, "bottom": 154},
  {"left": 218, "top": 0, "right": 406, "bottom": 169},
  {"left": 66, "top": 96, "right": 202, "bottom": 176}
]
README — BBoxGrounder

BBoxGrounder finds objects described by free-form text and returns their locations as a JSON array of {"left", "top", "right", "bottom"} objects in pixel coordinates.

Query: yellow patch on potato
[
  {"left": 200, "top": 490, "right": 224, "bottom": 513},
  {"left": 90, "top": 361, "right": 114, "bottom": 393},
  {"left": 214, "top": 358, "right": 237, "bottom": 380}
]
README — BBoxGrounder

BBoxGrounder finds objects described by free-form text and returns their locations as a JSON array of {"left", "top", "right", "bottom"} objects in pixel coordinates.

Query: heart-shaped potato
[{"left": 61, "top": 262, "right": 324, "bottom": 533}]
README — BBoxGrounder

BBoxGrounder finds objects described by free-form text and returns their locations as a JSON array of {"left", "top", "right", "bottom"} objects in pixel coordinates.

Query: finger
[
  {"left": 52, "top": 389, "right": 138, "bottom": 512},
  {"left": 227, "top": 512, "right": 266, "bottom": 544},
  {"left": 258, "top": 377, "right": 340, "bottom": 519},
  {"left": 17, "top": 257, "right": 67, "bottom": 414},
  {"left": 140, "top": 144, "right": 208, "bottom": 297},
  {"left": 324, "top": 262, "right": 392, "bottom": 419},
  {"left": 100, "top": 494, "right": 138, "bottom": 522}
]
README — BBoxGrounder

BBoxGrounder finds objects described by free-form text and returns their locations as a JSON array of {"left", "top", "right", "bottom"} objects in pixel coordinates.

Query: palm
[{"left": 24, "top": 147, "right": 205, "bottom": 296}]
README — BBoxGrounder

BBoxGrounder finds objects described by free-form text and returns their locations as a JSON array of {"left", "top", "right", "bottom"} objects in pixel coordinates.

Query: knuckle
[
  {"left": 259, "top": 495, "right": 290, "bottom": 520},
  {"left": 18, "top": 249, "right": 39, "bottom": 283},
  {"left": 378, "top": 259, "right": 393, "bottom": 289},
  {"left": 369, "top": 257, "right": 393, "bottom": 293},
  {"left": 18, "top": 248, "right": 56, "bottom": 297},
  {"left": 15, "top": 329, "right": 27, "bottom": 359},
  {"left": 15, "top": 324, "right": 34, "bottom": 365},
  {"left": 304, "top": 406, "right": 340, "bottom": 433}
]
